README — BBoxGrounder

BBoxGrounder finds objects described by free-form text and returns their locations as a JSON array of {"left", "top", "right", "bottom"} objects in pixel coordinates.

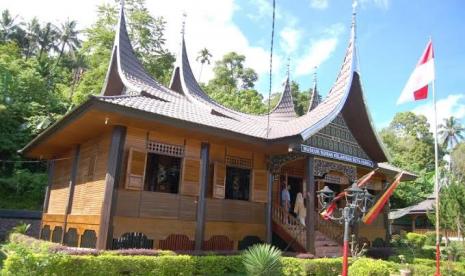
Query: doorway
[{"left": 287, "top": 176, "right": 303, "bottom": 213}]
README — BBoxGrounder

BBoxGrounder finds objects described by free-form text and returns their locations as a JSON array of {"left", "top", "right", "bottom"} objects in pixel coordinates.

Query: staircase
[{"left": 272, "top": 204, "right": 343, "bottom": 257}]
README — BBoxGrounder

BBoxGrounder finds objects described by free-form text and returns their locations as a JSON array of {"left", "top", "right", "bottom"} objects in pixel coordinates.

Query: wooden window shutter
[
  {"left": 181, "top": 158, "right": 201, "bottom": 196},
  {"left": 125, "top": 148, "right": 147, "bottom": 190},
  {"left": 252, "top": 169, "right": 268, "bottom": 203},
  {"left": 213, "top": 162, "right": 226, "bottom": 199}
]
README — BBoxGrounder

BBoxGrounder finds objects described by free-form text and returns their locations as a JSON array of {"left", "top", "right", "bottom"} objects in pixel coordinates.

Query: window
[
  {"left": 144, "top": 153, "right": 181, "bottom": 193},
  {"left": 225, "top": 166, "right": 250, "bottom": 201}
]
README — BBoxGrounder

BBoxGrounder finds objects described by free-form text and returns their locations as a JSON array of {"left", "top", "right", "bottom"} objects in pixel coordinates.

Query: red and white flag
[{"left": 397, "top": 40, "right": 435, "bottom": 105}]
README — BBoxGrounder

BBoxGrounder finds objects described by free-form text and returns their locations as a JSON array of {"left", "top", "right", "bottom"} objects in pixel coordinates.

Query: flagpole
[{"left": 432, "top": 51, "right": 441, "bottom": 276}]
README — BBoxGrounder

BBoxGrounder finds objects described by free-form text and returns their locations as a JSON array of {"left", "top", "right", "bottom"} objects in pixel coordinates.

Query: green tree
[
  {"left": 0, "top": 10, "right": 21, "bottom": 42},
  {"left": 203, "top": 51, "right": 266, "bottom": 114},
  {"left": 196, "top": 47, "right": 212, "bottom": 82},
  {"left": 56, "top": 19, "right": 81, "bottom": 63},
  {"left": 22, "top": 18, "right": 40, "bottom": 59},
  {"left": 37, "top": 22, "right": 59, "bottom": 59},
  {"left": 451, "top": 142, "right": 465, "bottom": 182},
  {"left": 209, "top": 52, "right": 258, "bottom": 93},
  {"left": 380, "top": 112, "right": 439, "bottom": 208},
  {"left": 439, "top": 116, "right": 464, "bottom": 150},
  {"left": 429, "top": 176, "right": 465, "bottom": 240}
]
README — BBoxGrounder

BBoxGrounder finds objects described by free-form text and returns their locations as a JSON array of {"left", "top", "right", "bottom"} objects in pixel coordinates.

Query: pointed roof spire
[
  {"left": 307, "top": 67, "right": 321, "bottom": 112},
  {"left": 181, "top": 12, "right": 187, "bottom": 37},
  {"left": 269, "top": 75, "right": 297, "bottom": 121}
]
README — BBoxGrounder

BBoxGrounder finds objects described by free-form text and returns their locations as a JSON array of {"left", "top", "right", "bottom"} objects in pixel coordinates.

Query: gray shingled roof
[{"left": 98, "top": 5, "right": 359, "bottom": 140}]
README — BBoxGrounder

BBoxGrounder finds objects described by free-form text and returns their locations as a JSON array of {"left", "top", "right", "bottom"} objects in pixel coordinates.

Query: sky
[{"left": 1, "top": 0, "right": 464, "bottom": 131}]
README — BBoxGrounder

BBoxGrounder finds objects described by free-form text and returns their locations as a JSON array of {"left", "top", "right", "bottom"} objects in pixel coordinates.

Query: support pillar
[
  {"left": 305, "top": 155, "right": 315, "bottom": 254},
  {"left": 43, "top": 160, "right": 55, "bottom": 213},
  {"left": 382, "top": 180, "right": 392, "bottom": 242},
  {"left": 97, "top": 125, "right": 127, "bottom": 250},
  {"left": 62, "top": 145, "right": 81, "bottom": 244},
  {"left": 195, "top": 142, "right": 210, "bottom": 250},
  {"left": 266, "top": 171, "right": 273, "bottom": 243},
  {"left": 411, "top": 215, "right": 417, "bottom": 232}
]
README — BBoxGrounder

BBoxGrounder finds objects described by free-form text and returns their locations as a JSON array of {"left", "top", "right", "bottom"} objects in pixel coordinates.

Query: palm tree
[
  {"left": 0, "top": 10, "right": 20, "bottom": 42},
  {"left": 56, "top": 19, "right": 81, "bottom": 64},
  {"left": 439, "top": 116, "right": 465, "bottom": 150},
  {"left": 23, "top": 18, "right": 40, "bottom": 59},
  {"left": 196, "top": 48, "right": 212, "bottom": 82},
  {"left": 37, "top": 22, "right": 59, "bottom": 59}
]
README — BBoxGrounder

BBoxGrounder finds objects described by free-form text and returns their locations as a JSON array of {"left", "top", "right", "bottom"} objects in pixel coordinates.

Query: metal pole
[
  {"left": 342, "top": 207, "right": 350, "bottom": 276},
  {"left": 432, "top": 75, "right": 441, "bottom": 276}
]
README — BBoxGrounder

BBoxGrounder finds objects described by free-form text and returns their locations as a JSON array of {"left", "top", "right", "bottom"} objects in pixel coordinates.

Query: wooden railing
[
  {"left": 272, "top": 204, "right": 306, "bottom": 247},
  {"left": 315, "top": 212, "right": 344, "bottom": 244}
]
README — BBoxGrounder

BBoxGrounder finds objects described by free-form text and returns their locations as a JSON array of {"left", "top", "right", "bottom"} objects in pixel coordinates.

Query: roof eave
[{"left": 19, "top": 97, "right": 98, "bottom": 156}]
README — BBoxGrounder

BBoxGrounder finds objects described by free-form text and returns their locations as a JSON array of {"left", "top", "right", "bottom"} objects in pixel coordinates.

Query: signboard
[
  {"left": 300, "top": 144, "right": 374, "bottom": 167},
  {"left": 324, "top": 174, "right": 349, "bottom": 185}
]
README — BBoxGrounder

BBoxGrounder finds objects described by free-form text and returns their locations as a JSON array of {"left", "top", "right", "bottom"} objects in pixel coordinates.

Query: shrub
[
  {"left": 424, "top": 231, "right": 440, "bottom": 246},
  {"left": 9, "top": 222, "right": 31, "bottom": 235},
  {"left": 406, "top": 232, "right": 427, "bottom": 248},
  {"left": 365, "top": 247, "right": 395, "bottom": 259},
  {"left": 349, "top": 258, "right": 390, "bottom": 276},
  {"left": 371, "top": 237, "right": 385, "bottom": 248},
  {"left": 390, "top": 234, "right": 405, "bottom": 247},
  {"left": 242, "top": 244, "right": 282, "bottom": 275},
  {"left": 304, "top": 258, "right": 342, "bottom": 276},
  {"left": 194, "top": 255, "right": 244, "bottom": 275}
]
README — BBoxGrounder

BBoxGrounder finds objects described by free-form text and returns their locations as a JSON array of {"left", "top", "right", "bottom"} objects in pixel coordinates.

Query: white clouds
[
  {"left": 412, "top": 94, "right": 465, "bottom": 132},
  {"left": 310, "top": 0, "right": 329, "bottom": 10},
  {"left": 279, "top": 27, "right": 301, "bottom": 55},
  {"left": 142, "top": 0, "right": 275, "bottom": 83},
  {"left": 294, "top": 24, "right": 345, "bottom": 77},
  {"left": 309, "top": 0, "right": 390, "bottom": 10},
  {"left": 358, "top": 0, "right": 390, "bottom": 10}
]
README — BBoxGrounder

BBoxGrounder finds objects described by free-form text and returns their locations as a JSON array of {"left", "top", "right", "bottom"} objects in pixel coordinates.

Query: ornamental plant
[{"left": 242, "top": 244, "right": 282, "bottom": 276}]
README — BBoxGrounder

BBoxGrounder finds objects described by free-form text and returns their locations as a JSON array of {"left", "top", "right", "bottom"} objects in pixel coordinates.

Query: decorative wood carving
[
  {"left": 304, "top": 114, "right": 370, "bottom": 160},
  {"left": 314, "top": 158, "right": 356, "bottom": 181}
]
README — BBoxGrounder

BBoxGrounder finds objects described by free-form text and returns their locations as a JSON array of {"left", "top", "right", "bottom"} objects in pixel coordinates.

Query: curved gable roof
[{"left": 22, "top": 4, "right": 388, "bottom": 163}]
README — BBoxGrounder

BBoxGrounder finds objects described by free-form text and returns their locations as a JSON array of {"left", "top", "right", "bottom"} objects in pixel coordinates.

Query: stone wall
[{"left": 0, "top": 210, "right": 42, "bottom": 242}]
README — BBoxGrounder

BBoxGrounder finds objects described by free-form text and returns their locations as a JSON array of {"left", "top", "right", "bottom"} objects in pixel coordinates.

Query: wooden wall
[
  {"left": 43, "top": 132, "right": 111, "bottom": 247},
  {"left": 71, "top": 133, "right": 111, "bottom": 215},
  {"left": 120, "top": 127, "right": 269, "bottom": 202},
  {"left": 47, "top": 151, "right": 73, "bottom": 214}
]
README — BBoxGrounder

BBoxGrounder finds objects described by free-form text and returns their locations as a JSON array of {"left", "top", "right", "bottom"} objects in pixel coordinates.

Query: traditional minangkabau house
[{"left": 21, "top": 5, "right": 415, "bottom": 256}]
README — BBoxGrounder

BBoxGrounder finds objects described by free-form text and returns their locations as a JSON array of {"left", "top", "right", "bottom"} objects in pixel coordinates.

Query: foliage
[
  {"left": 242, "top": 243, "right": 282, "bottom": 276},
  {"left": 349, "top": 258, "right": 390, "bottom": 276},
  {"left": 439, "top": 116, "right": 464, "bottom": 150},
  {"left": 302, "top": 258, "right": 342, "bottom": 276},
  {"left": 371, "top": 237, "right": 386, "bottom": 248},
  {"left": 451, "top": 142, "right": 465, "bottom": 182},
  {"left": 9, "top": 222, "right": 30, "bottom": 235},
  {"left": 429, "top": 177, "right": 465, "bottom": 238},
  {"left": 406, "top": 233, "right": 427, "bottom": 249},
  {"left": 4, "top": 235, "right": 465, "bottom": 276},
  {"left": 424, "top": 231, "right": 440, "bottom": 246},
  {"left": 380, "top": 112, "right": 439, "bottom": 208}
]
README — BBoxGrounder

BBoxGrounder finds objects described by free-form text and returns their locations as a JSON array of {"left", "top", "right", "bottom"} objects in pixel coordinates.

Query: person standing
[
  {"left": 281, "top": 184, "right": 291, "bottom": 223},
  {"left": 294, "top": 192, "right": 306, "bottom": 226}
]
